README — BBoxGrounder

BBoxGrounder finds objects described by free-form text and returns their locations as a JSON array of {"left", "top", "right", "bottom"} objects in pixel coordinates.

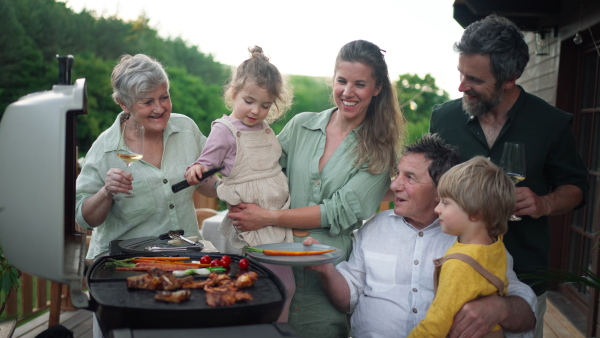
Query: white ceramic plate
[{"left": 245, "top": 243, "right": 344, "bottom": 266}]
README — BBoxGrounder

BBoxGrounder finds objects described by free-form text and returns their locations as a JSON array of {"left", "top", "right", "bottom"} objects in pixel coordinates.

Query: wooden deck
[
  {"left": 12, "top": 308, "right": 92, "bottom": 338},
  {"left": 10, "top": 297, "right": 584, "bottom": 338},
  {"left": 543, "top": 298, "right": 584, "bottom": 338}
]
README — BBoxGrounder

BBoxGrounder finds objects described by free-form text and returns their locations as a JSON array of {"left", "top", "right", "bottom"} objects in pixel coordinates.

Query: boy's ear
[{"left": 469, "top": 212, "right": 482, "bottom": 222}]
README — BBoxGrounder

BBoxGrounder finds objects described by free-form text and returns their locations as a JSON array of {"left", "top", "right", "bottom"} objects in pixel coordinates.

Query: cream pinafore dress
[{"left": 216, "top": 118, "right": 293, "bottom": 247}]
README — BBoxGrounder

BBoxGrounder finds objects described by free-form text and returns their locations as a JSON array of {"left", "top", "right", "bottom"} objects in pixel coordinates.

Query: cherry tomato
[
  {"left": 238, "top": 258, "right": 250, "bottom": 269},
  {"left": 210, "top": 259, "right": 222, "bottom": 267},
  {"left": 200, "top": 255, "right": 211, "bottom": 264},
  {"left": 220, "top": 255, "right": 231, "bottom": 267}
]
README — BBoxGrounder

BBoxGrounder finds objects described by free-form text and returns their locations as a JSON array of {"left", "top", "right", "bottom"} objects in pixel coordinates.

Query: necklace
[{"left": 120, "top": 113, "right": 130, "bottom": 123}]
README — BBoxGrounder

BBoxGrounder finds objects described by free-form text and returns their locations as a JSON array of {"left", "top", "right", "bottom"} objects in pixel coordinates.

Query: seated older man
[{"left": 306, "top": 133, "right": 537, "bottom": 338}]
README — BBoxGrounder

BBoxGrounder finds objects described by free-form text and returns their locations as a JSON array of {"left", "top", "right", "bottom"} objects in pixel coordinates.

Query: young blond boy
[{"left": 409, "top": 156, "right": 516, "bottom": 338}]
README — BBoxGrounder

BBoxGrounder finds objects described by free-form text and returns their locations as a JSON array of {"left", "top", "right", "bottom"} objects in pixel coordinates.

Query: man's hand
[
  {"left": 515, "top": 184, "right": 583, "bottom": 219},
  {"left": 449, "top": 296, "right": 503, "bottom": 338},
  {"left": 450, "top": 295, "right": 535, "bottom": 338},
  {"left": 514, "top": 187, "right": 548, "bottom": 219},
  {"left": 301, "top": 236, "right": 351, "bottom": 313},
  {"left": 303, "top": 237, "right": 331, "bottom": 274}
]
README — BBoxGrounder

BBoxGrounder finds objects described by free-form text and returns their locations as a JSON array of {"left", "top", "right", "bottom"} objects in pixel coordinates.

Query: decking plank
[
  {"left": 543, "top": 299, "right": 584, "bottom": 337},
  {"left": 11, "top": 297, "right": 585, "bottom": 337}
]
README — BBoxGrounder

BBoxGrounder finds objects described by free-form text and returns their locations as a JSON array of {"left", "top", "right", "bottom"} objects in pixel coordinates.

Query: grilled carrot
[
  {"left": 116, "top": 266, "right": 225, "bottom": 272},
  {"left": 135, "top": 262, "right": 209, "bottom": 269},
  {"left": 131, "top": 259, "right": 201, "bottom": 265},
  {"left": 134, "top": 257, "right": 190, "bottom": 261},
  {"left": 106, "top": 257, "right": 191, "bottom": 268},
  {"left": 124, "top": 264, "right": 204, "bottom": 271},
  {"left": 245, "top": 246, "right": 335, "bottom": 256},
  {"left": 116, "top": 266, "right": 184, "bottom": 272}
]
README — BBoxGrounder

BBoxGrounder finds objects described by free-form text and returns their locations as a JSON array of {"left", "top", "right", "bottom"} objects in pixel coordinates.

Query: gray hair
[
  {"left": 404, "top": 133, "right": 460, "bottom": 186},
  {"left": 111, "top": 54, "right": 169, "bottom": 110},
  {"left": 454, "top": 14, "right": 530, "bottom": 84}
]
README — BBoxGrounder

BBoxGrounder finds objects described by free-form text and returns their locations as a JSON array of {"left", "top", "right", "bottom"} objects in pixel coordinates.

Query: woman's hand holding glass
[
  {"left": 104, "top": 168, "right": 133, "bottom": 197},
  {"left": 113, "top": 122, "right": 144, "bottom": 198}
]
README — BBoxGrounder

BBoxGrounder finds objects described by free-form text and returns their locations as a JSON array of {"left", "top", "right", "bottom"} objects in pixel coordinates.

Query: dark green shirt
[{"left": 430, "top": 87, "right": 589, "bottom": 295}]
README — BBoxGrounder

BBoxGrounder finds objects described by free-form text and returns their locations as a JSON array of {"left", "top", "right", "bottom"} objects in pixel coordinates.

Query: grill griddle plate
[{"left": 87, "top": 250, "right": 287, "bottom": 333}]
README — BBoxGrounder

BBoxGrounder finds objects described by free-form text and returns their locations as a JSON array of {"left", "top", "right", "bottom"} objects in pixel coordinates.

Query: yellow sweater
[{"left": 408, "top": 237, "right": 508, "bottom": 337}]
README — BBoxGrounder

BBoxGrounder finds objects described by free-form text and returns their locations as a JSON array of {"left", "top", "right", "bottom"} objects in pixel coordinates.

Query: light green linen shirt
[
  {"left": 76, "top": 113, "right": 206, "bottom": 259},
  {"left": 279, "top": 108, "right": 391, "bottom": 338}
]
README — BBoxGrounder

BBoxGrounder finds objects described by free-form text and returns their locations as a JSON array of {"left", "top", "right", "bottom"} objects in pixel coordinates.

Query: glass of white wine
[
  {"left": 116, "top": 122, "right": 144, "bottom": 198},
  {"left": 499, "top": 142, "right": 526, "bottom": 221}
]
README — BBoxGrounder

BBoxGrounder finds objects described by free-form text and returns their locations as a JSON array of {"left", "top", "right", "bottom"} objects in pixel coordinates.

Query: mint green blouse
[
  {"left": 279, "top": 108, "right": 391, "bottom": 338},
  {"left": 75, "top": 113, "right": 206, "bottom": 259}
]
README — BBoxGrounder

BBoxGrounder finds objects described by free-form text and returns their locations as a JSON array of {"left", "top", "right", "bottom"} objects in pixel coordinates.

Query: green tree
[
  {"left": 0, "top": 0, "right": 233, "bottom": 152},
  {"left": 163, "top": 37, "right": 229, "bottom": 86},
  {"left": 168, "top": 66, "right": 228, "bottom": 136},
  {"left": 395, "top": 73, "right": 450, "bottom": 144},
  {"left": 2, "top": 0, "right": 450, "bottom": 157},
  {"left": 0, "top": 0, "right": 46, "bottom": 114},
  {"left": 72, "top": 54, "right": 118, "bottom": 153},
  {"left": 270, "top": 75, "right": 332, "bottom": 133}
]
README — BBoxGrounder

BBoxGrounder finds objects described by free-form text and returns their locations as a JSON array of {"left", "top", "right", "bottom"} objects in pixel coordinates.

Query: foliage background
[{"left": 1, "top": 0, "right": 450, "bottom": 154}]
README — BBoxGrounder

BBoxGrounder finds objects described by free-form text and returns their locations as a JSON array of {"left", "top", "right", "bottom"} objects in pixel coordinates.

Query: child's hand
[{"left": 185, "top": 163, "right": 206, "bottom": 185}]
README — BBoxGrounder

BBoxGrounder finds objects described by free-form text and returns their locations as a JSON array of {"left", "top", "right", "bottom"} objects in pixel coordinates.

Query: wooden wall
[{"left": 518, "top": 31, "right": 561, "bottom": 106}]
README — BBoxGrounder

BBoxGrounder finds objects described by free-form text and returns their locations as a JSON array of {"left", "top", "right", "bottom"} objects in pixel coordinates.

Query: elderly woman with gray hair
[{"left": 75, "top": 54, "right": 217, "bottom": 261}]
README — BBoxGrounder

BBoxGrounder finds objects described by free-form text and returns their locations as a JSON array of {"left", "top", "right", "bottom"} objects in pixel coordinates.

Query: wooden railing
[{"left": 2, "top": 273, "right": 53, "bottom": 324}]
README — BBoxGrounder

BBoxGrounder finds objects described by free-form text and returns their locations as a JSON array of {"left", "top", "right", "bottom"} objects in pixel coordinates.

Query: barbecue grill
[{"left": 0, "top": 56, "right": 299, "bottom": 337}]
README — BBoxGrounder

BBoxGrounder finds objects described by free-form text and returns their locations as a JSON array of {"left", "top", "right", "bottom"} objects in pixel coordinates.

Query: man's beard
[{"left": 462, "top": 88, "right": 504, "bottom": 117}]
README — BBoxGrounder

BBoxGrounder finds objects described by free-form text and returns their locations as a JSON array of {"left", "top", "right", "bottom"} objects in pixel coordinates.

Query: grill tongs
[{"left": 168, "top": 230, "right": 201, "bottom": 246}]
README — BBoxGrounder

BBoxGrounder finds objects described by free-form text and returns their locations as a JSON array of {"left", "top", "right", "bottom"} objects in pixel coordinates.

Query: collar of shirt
[
  {"left": 301, "top": 107, "right": 362, "bottom": 136},
  {"left": 389, "top": 211, "right": 441, "bottom": 232}
]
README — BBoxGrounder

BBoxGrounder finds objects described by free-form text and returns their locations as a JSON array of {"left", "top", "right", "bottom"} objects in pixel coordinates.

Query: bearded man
[{"left": 429, "top": 14, "right": 588, "bottom": 338}]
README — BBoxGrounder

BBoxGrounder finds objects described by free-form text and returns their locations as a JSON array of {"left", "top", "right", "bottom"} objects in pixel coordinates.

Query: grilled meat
[
  {"left": 155, "top": 289, "right": 192, "bottom": 303},
  {"left": 126, "top": 268, "right": 258, "bottom": 307},
  {"left": 204, "top": 285, "right": 252, "bottom": 307},
  {"left": 235, "top": 271, "right": 258, "bottom": 289},
  {"left": 201, "top": 271, "right": 257, "bottom": 307},
  {"left": 182, "top": 272, "right": 231, "bottom": 289},
  {"left": 127, "top": 267, "right": 193, "bottom": 291}
]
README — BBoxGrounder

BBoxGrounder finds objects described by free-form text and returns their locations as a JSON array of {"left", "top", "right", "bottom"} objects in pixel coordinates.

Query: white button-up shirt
[{"left": 337, "top": 210, "right": 537, "bottom": 338}]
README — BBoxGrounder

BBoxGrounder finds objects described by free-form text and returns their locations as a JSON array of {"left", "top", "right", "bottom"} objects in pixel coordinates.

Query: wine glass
[
  {"left": 499, "top": 142, "right": 526, "bottom": 221},
  {"left": 116, "top": 122, "right": 144, "bottom": 198}
]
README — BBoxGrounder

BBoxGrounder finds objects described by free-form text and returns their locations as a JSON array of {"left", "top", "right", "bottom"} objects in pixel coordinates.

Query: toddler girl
[{"left": 185, "top": 46, "right": 294, "bottom": 322}]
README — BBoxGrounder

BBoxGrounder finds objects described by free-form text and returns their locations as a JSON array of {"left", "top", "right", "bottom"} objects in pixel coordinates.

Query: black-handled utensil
[
  {"left": 146, "top": 245, "right": 203, "bottom": 252},
  {"left": 121, "top": 230, "right": 185, "bottom": 250},
  {"left": 159, "top": 229, "right": 183, "bottom": 240},
  {"left": 171, "top": 166, "right": 224, "bottom": 193}
]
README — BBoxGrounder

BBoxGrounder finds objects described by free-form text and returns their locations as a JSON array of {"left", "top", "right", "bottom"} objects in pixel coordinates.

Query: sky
[{"left": 58, "top": 0, "right": 465, "bottom": 99}]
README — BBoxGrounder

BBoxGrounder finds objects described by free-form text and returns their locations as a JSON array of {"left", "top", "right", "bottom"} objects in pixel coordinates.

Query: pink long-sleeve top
[{"left": 191, "top": 115, "right": 263, "bottom": 177}]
